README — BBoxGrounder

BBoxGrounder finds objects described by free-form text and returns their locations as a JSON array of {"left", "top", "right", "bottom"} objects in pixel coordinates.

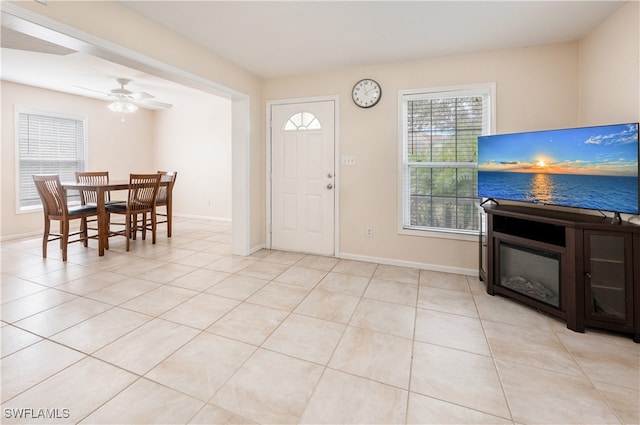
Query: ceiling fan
[{"left": 75, "top": 78, "right": 173, "bottom": 110}]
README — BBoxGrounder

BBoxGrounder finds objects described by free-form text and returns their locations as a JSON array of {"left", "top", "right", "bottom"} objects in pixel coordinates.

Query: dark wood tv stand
[{"left": 480, "top": 204, "right": 640, "bottom": 342}]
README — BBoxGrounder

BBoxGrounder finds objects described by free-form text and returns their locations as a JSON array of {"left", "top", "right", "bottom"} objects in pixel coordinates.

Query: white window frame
[
  {"left": 15, "top": 106, "right": 88, "bottom": 213},
  {"left": 397, "top": 83, "right": 496, "bottom": 240}
]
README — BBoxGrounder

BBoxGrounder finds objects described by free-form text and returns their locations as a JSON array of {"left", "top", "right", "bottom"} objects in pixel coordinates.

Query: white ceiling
[
  {"left": 122, "top": 0, "right": 626, "bottom": 78},
  {"left": 0, "top": 1, "right": 626, "bottom": 106},
  {"left": 0, "top": 47, "right": 222, "bottom": 109}
]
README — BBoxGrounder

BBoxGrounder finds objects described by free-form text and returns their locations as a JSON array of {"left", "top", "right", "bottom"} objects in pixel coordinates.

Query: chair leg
[
  {"left": 61, "top": 220, "right": 69, "bottom": 261},
  {"left": 167, "top": 204, "right": 172, "bottom": 237},
  {"left": 125, "top": 214, "right": 131, "bottom": 251},
  {"left": 80, "top": 218, "right": 87, "bottom": 247},
  {"left": 132, "top": 213, "right": 138, "bottom": 240},
  {"left": 105, "top": 213, "right": 110, "bottom": 250},
  {"left": 80, "top": 217, "right": 88, "bottom": 247},
  {"left": 141, "top": 212, "right": 147, "bottom": 241},
  {"left": 42, "top": 218, "right": 50, "bottom": 258},
  {"left": 151, "top": 211, "right": 157, "bottom": 244},
  {"left": 59, "top": 222, "right": 64, "bottom": 250}
]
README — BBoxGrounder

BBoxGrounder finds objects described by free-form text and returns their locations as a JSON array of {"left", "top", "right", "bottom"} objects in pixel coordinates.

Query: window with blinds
[
  {"left": 17, "top": 108, "right": 86, "bottom": 209},
  {"left": 401, "top": 85, "right": 493, "bottom": 234}
]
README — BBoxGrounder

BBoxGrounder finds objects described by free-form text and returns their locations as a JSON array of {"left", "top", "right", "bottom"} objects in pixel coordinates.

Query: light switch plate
[{"left": 342, "top": 155, "right": 356, "bottom": 166}]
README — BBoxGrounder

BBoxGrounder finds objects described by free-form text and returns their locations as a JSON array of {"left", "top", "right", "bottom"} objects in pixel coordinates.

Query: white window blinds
[
  {"left": 401, "top": 85, "right": 493, "bottom": 233},
  {"left": 18, "top": 109, "right": 86, "bottom": 208}
]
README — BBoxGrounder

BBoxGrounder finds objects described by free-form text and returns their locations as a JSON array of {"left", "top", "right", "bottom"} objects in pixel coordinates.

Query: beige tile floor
[{"left": 1, "top": 217, "right": 638, "bottom": 424}]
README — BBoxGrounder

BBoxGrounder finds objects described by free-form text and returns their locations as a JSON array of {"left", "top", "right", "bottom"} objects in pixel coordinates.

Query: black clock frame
[{"left": 352, "top": 79, "right": 382, "bottom": 108}]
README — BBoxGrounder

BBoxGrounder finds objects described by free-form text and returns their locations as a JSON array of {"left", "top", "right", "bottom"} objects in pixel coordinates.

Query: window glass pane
[
  {"left": 432, "top": 168, "right": 455, "bottom": 197},
  {"left": 410, "top": 166, "right": 431, "bottom": 196},
  {"left": 408, "top": 186, "right": 479, "bottom": 231},
  {"left": 284, "top": 112, "right": 321, "bottom": 131},
  {"left": 407, "top": 101, "right": 432, "bottom": 162},
  {"left": 407, "top": 96, "right": 483, "bottom": 163},
  {"left": 410, "top": 194, "right": 430, "bottom": 227},
  {"left": 457, "top": 168, "right": 478, "bottom": 197},
  {"left": 413, "top": 196, "right": 454, "bottom": 229},
  {"left": 456, "top": 198, "right": 480, "bottom": 231}
]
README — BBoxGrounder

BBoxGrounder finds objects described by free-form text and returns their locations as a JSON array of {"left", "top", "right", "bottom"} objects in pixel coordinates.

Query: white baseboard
[
  {"left": 174, "top": 213, "right": 231, "bottom": 222},
  {"left": 0, "top": 215, "right": 229, "bottom": 243},
  {"left": 338, "top": 252, "right": 478, "bottom": 277},
  {"left": 0, "top": 230, "right": 41, "bottom": 242}
]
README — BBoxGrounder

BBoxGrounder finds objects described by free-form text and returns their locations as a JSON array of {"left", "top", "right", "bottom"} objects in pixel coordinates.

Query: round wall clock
[{"left": 352, "top": 78, "right": 381, "bottom": 108}]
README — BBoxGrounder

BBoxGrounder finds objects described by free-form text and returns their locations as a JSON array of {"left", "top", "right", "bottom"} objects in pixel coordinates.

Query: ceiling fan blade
[
  {"left": 75, "top": 80, "right": 171, "bottom": 109},
  {"left": 131, "top": 91, "right": 155, "bottom": 100}
]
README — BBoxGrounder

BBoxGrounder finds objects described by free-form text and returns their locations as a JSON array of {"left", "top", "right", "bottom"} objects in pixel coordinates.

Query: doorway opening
[{"left": 1, "top": 4, "right": 251, "bottom": 255}]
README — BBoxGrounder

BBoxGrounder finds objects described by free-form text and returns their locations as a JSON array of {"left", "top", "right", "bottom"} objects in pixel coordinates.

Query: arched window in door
[{"left": 283, "top": 111, "right": 321, "bottom": 131}]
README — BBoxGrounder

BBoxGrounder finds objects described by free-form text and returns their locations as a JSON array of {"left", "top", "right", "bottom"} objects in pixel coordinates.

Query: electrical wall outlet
[{"left": 366, "top": 227, "right": 373, "bottom": 237}]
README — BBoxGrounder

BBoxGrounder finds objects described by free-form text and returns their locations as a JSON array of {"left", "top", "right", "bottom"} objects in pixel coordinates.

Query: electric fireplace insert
[{"left": 499, "top": 242, "right": 561, "bottom": 309}]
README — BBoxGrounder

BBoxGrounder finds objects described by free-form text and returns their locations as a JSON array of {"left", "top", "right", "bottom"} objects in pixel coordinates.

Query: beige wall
[
  {"left": 154, "top": 98, "right": 233, "bottom": 221},
  {"left": 1, "top": 81, "right": 154, "bottom": 237},
  {"left": 265, "top": 43, "right": 580, "bottom": 273},
  {"left": 1, "top": 81, "right": 234, "bottom": 238},
  {"left": 579, "top": 1, "right": 640, "bottom": 125}
]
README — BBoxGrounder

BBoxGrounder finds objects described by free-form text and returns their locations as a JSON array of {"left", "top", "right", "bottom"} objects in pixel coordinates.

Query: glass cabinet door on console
[
  {"left": 584, "top": 231, "right": 633, "bottom": 329},
  {"left": 479, "top": 205, "right": 488, "bottom": 282}
]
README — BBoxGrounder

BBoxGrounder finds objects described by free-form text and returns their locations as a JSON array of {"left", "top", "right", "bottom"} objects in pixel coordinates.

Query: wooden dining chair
[
  {"left": 156, "top": 171, "right": 177, "bottom": 237},
  {"left": 75, "top": 171, "right": 110, "bottom": 205},
  {"left": 32, "top": 175, "right": 99, "bottom": 261},
  {"left": 75, "top": 171, "right": 117, "bottom": 247},
  {"left": 106, "top": 173, "right": 161, "bottom": 251}
]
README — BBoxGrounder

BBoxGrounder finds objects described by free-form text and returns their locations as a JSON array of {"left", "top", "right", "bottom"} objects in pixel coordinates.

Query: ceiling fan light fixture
[{"left": 107, "top": 100, "right": 138, "bottom": 113}]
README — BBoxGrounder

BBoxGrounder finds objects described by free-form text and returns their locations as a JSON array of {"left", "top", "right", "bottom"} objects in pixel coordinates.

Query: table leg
[{"left": 97, "top": 188, "right": 106, "bottom": 256}]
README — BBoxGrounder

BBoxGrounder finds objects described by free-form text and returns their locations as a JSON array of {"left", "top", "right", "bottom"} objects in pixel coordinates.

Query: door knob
[{"left": 326, "top": 183, "right": 333, "bottom": 190}]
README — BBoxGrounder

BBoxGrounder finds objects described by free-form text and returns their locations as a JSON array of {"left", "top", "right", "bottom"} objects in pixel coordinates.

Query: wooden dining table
[
  {"left": 62, "top": 180, "right": 129, "bottom": 256},
  {"left": 62, "top": 179, "right": 169, "bottom": 256}
]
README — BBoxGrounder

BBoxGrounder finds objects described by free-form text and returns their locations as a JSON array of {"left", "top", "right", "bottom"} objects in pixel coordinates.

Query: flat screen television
[{"left": 478, "top": 122, "right": 640, "bottom": 215}]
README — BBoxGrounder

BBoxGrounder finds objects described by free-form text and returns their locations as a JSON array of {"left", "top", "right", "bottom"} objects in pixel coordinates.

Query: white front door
[{"left": 270, "top": 100, "right": 335, "bottom": 256}]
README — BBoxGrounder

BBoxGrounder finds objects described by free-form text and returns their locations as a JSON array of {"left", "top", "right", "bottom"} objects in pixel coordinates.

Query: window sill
[
  {"left": 18, "top": 201, "right": 81, "bottom": 215},
  {"left": 17, "top": 205, "right": 43, "bottom": 214},
  {"left": 398, "top": 226, "right": 479, "bottom": 242}
]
